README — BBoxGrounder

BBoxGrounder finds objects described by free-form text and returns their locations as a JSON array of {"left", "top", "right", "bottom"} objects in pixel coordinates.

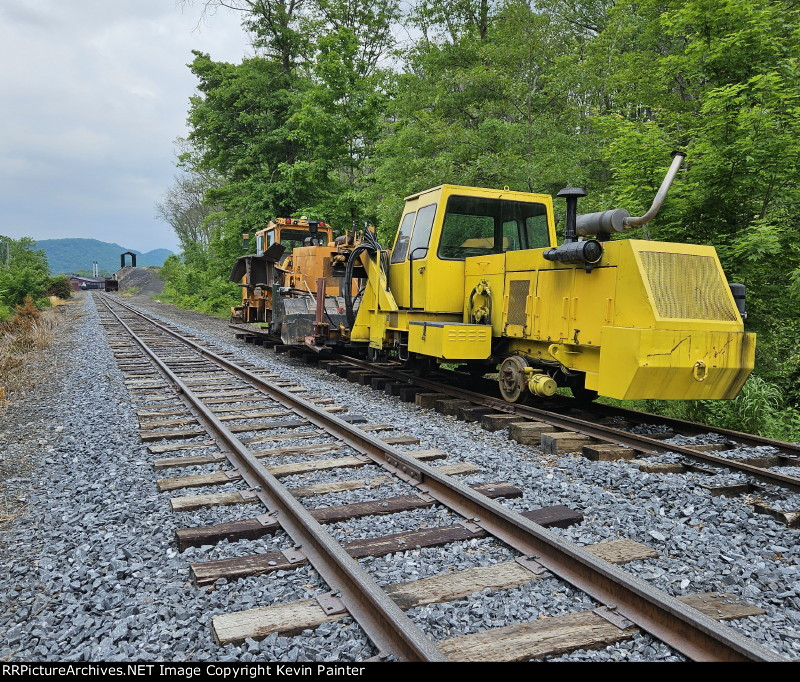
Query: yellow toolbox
[{"left": 408, "top": 321, "right": 492, "bottom": 360}]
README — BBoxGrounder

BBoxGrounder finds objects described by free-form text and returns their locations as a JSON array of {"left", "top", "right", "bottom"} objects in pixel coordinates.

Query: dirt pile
[{"left": 114, "top": 267, "right": 164, "bottom": 296}]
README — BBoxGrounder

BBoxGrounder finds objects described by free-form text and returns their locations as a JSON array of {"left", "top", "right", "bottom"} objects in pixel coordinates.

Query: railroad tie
[
  {"left": 438, "top": 592, "right": 766, "bottom": 662},
  {"left": 153, "top": 443, "right": 341, "bottom": 470},
  {"left": 175, "top": 482, "right": 522, "bottom": 550},
  {"left": 190, "top": 506, "right": 582, "bottom": 586},
  {"left": 169, "top": 460, "right": 481, "bottom": 511},
  {"left": 210, "top": 538, "right": 665, "bottom": 646}
]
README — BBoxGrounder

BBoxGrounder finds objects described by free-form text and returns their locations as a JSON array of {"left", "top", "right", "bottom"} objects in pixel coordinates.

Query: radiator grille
[
  {"left": 639, "top": 251, "right": 738, "bottom": 321},
  {"left": 507, "top": 279, "right": 530, "bottom": 326}
]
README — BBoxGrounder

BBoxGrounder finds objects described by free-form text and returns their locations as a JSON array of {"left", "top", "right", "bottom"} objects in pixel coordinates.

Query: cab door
[
  {"left": 408, "top": 203, "right": 437, "bottom": 309},
  {"left": 388, "top": 211, "right": 416, "bottom": 308}
]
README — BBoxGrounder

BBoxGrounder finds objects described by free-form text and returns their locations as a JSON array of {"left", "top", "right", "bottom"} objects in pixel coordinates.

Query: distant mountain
[{"left": 35, "top": 238, "right": 174, "bottom": 275}]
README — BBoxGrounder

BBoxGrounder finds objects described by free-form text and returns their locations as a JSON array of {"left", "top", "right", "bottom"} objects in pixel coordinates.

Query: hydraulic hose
[{"left": 344, "top": 228, "right": 383, "bottom": 329}]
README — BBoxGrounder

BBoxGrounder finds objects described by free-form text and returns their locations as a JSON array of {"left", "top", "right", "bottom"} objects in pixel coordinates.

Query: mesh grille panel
[
  {"left": 639, "top": 251, "right": 738, "bottom": 321},
  {"left": 507, "top": 280, "right": 530, "bottom": 326}
]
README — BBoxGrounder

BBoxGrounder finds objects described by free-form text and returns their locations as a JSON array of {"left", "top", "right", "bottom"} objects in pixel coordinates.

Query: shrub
[{"left": 46, "top": 275, "right": 72, "bottom": 299}]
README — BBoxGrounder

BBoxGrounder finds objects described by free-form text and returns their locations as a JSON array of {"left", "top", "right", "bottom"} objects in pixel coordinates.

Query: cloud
[{"left": 0, "top": 1, "right": 249, "bottom": 252}]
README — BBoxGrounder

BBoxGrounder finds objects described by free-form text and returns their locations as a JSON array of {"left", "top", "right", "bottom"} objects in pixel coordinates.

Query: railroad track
[
  {"left": 259, "top": 348, "right": 800, "bottom": 528},
  {"left": 96, "top": 294, "right": 788, "bottom": 661}
]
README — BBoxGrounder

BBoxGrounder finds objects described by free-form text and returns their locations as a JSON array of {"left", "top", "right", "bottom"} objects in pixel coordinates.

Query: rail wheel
[{"left": 498, "top": 356, "right": 529, "bottom": 403}]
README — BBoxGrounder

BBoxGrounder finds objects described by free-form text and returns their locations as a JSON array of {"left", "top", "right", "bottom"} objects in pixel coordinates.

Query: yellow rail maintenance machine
[{"left": 345, "top": 153, "right": 755, "bottom": 403}]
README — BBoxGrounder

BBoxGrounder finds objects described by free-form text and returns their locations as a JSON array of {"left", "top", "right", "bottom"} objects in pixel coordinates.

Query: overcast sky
[{"left": 0, "top": 1, "right": 249, "bottom": 253}]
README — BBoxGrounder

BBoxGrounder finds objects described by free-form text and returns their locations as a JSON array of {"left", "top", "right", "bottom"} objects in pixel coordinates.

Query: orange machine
[{"left": 230, "top": 217, "right": 365, "bottom": 349}]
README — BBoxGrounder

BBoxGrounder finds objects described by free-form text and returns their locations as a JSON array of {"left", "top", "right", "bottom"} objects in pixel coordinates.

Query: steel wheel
[{"left": 498, "top": 356, "right": 529, "bottom": 403}]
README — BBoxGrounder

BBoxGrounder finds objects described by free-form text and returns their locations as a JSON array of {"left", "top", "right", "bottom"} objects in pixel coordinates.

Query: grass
[
  {"left": 598, "top": 375, "right": 800, "bottom": 441},
  {"left": 151, "top": 291, "right": 233, "bottom": 320},
  {"left": 0, "top": 296, "right": 61, "bottom": 396}
]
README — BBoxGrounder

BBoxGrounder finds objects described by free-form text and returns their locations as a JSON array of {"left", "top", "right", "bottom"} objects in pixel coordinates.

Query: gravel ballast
[{"left": 1, "top": 293, "right": 798, "bottom": 662}]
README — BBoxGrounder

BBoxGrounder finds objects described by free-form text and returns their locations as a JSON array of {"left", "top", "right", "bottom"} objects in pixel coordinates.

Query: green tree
[
  {"left": 0, "top": 237, "right": 50, "bottom": 315},
  {"left": 46, "top": 275, "right": 72, "bottom": 299},
  {"left": 286, "top": 0, "right": 398, "bottom": 227},
  {"left": 370, "top": 1, "right": 595, "bottom": 236},
  {"left": 163, "top": 0, "right": 398, "bottom": 315}
]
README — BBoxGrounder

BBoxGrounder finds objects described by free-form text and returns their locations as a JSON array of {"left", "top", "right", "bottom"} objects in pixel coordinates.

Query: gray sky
[{"left": 0, "top": 1, "right": 248, "bottom": 253}]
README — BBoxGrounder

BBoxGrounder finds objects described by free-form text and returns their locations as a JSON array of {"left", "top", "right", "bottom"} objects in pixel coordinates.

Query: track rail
[
  {"left": 587, "top": 400, "right": 800, "bottom": 458},
  {"left": 101, "top": 295, "right": 786, "bottom": 661},
  {"left": 99, "top": 295, "right": 445, "bottom": 661},
  {"left": 332, "top": 355, "right": 800, "bottom": 494}
]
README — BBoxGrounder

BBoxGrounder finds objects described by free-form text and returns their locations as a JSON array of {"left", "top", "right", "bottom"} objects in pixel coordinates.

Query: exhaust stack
[{"left": 576, "top": 151, "right": 686, "bottom": 237}]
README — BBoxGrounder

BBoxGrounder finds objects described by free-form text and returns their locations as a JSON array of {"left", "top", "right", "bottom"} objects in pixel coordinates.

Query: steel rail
[
  {"left": 102, "top": 295, "right": 786, "bottom": 662},
  {"left": 433, "top": 365, "right": 800, "bottom": 460},
  {"left": 228, "top": 324, "right": 800, "bottom": 460},
  {"left": 335, "top": 356, "right": 800, "bottom": 493},
  {"left": 584, "top": 400, "right": 800, "bottom": 459},
  {"left": 98, "top": 295, "right": 447, "bottom": 662}
]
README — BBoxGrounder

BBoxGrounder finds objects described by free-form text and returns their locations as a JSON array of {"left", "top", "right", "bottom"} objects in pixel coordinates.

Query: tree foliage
[
  {"left": 0, "top": 236, "right": 50, "bottom": 320},
  {"left": 46, "top": 276, "right": 72, "bottom": 300}
]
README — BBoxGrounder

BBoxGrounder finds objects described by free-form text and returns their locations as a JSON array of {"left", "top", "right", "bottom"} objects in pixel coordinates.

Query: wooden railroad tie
[
  {"left": 166, "top": 449, "right": 446, "bottom": 504},
  {"left": 189, "top": 506, "right": 583, "bottom": 586},
  {"left": 210, "top": 538, "right": 666, "bottom": 646},
  {"left": 438, "top": 592, "right": 764, "bottom": 661},
  {"left": 152, "top": 443, "right": 340, "bottom": 470},
  {"left": 175, "top": 482, "right": 521, "bottom": 550},
  {"left": 139, "top": 419, "right": 310, "bottom": 442},
  {"left": 169, "top": 462, "right": 482, "bottom": 511}
]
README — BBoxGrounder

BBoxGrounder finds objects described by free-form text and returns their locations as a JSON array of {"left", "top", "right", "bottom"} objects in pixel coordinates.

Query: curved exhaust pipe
[
  {"left": 576, "top": 151, "right": 686, "bottom": 237},
  {"left": 622, "top": 150, "right": 686, "bottom": 228}
]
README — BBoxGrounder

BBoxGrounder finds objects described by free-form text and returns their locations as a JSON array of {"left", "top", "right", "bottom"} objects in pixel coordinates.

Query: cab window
[
  {"left": 525, "top": 214, "right": 550, "bottom": 248},
  {"left": 256, "top": 235, "right": 264, "bottom": 254},
  {"left": 408, "top": 203, "right": 437, "bottom": 258},
  {"left": 438, "top": 195, "right": 549, "bottom": 260},
  {"left": 502, "top": 220, "right": 521, "bottom": 250},
  {"left": 391, "top": 211, "right": 417, "bottom": 264},
  {"left": 279, "top": 228, "right": 316, "bottom": 250}
]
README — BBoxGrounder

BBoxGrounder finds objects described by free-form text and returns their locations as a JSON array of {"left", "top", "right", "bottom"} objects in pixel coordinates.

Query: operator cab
[
  {"left": 388, "top": 185, "right": 557, "bottom": 312},
  {"left": 254, "top": 217, "right": 333, "bottom": 264}
]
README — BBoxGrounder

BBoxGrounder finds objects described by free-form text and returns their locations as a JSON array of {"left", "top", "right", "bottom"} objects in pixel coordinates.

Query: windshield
[
  {"left": 279, "top": 228, "right": 329, "bottom": 249},
  {"left": 438, "top": 195, "right": 550, "bottom": 260}
]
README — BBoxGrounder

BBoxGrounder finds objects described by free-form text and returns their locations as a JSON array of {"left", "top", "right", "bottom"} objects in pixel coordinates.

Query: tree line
[{"left": 159, "top": 0, "right": 800, "bottom": 434}]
